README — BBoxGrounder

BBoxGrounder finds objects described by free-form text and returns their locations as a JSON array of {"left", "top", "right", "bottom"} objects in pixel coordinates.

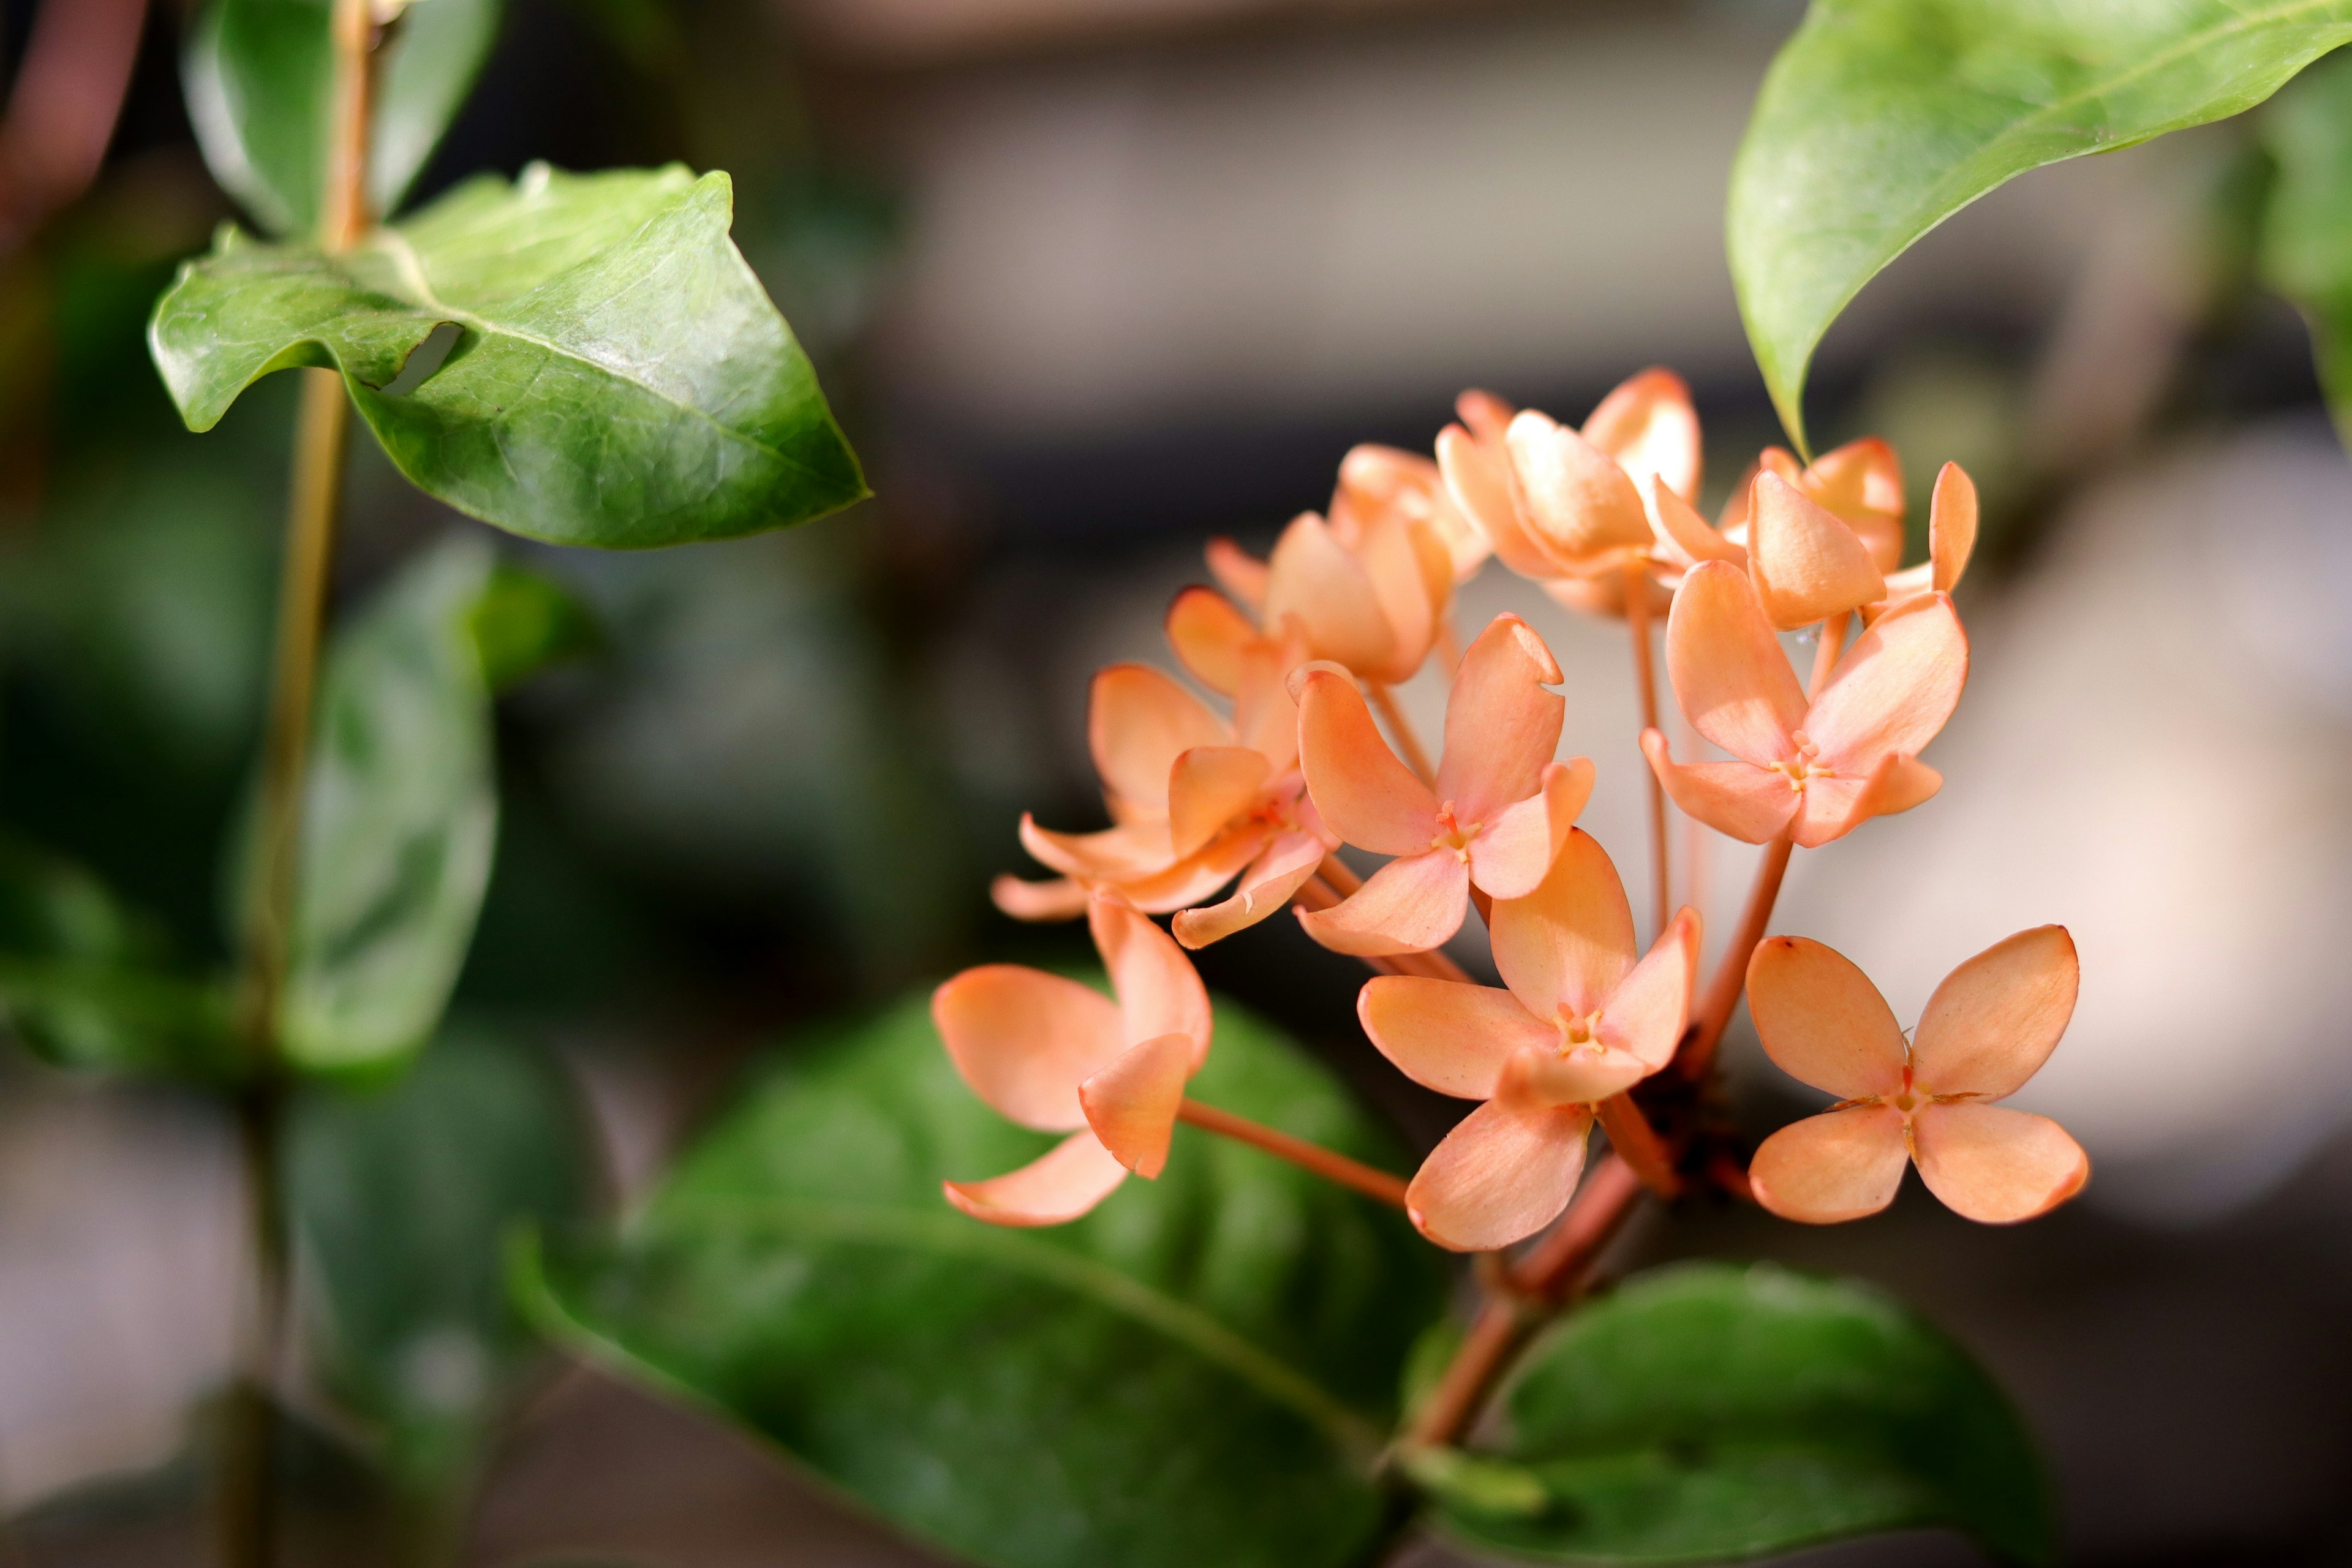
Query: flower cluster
[{"left": 940, "top": 367, "right": 2086, "bottom": 1254}]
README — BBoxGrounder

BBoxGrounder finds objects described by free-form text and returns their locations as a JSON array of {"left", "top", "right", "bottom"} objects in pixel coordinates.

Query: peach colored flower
[
  {"left": 1295, "top": 614, "right": 1592, "bottom": 956},
  {"left": 1716, "top": 439, "right": 1906, "bottom": 573},
  {"left": 933, "top": 894, "right": 1213, "bottom": 1226},
  {"left": 1332, "top": 443, "right": 1490, "bottom": 583},
  {"left": 1868, "top": 461, "right": 1977, "bottom": 619},
  {"left": 1746, "top": 929, "right": 2088, "bottom": 1224},
  {"left": 994, "top": 634, "right": 1336, "bottom": 940},
  {"left": 1436, "top": 369, "right": 1700, "bottom": 619},
  {"left": 1640, "top": 561, "right": 1965, "bottom": 848},
  {"left": 1357, "top": 832, "right": 1701, "bottom": 1250}
]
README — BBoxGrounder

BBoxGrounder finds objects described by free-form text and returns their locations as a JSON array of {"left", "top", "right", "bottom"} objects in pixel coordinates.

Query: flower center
[
  {"left": 1557, "top": 1008, "right": 1607, "bottom": 1058},
  {"left": 1431, "top": 801, "right": 1480, "bottom": 861},
  {"left": 1767, "top": 729, "right": 1836, "bottom": 793}
]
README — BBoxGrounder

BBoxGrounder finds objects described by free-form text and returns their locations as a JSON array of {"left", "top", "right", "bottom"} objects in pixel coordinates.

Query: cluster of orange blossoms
[{"left": 938, "top": 368, "right": 2087, "bottom": 1253}]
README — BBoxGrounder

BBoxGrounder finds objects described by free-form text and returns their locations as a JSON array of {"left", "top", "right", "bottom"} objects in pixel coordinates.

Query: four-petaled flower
[
  {"left": 1640, "top": 560, "right": 1966, "bottom": 847},
  {"left": 1295, "top": 613, "right": 1593, "bottom": 955},
  {"left": 933, "top": 894, "right": 1213, "bottom": 1226},
  {"left": 1357, "top": 831, "right": 1700, "bottom": 1249},
  {"left": 995, "top": 631, "right": 1337, "bottom": 941},
  {"left": 1746, "top": 929, "right": 2089, "bottom": 1224}
]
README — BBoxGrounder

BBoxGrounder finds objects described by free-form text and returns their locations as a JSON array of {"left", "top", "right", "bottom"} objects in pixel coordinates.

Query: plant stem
[
  {"left": 1623, "top": 565, "right": 1670, "bottom": 942},
  {"left": 1177, "top": 1099, "right": 1410, "bottom": 1209},
  {"left": 1365, "top": 682, "right": 1437, "bottom": 785},
  {"left": 1678, "top": 834, "right": 1793, "bottom": 1081},
  {"left": 219, "top": 6, "right": 375, "bottom": 1564},
  {"left": 1808, "top": 609, "right": 1849, "bottom": 698}
]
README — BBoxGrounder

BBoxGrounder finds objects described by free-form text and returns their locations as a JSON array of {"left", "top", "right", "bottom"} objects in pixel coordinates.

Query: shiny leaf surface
[
  {"left": 518, "top": 992, "right": 1444, "bottom": 1568},
  {"left": 1730, "top": 0, "right": 2352, "bottom": 451},
  {"left": 1428, "top": 1262, "right": 2055, "bottom": 1566},
  {"left": 149, "top": 165, "right": 867, "bottom": 548}
]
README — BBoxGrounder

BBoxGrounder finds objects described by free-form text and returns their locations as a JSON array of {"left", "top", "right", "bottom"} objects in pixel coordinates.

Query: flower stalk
[{"left": 1177, "top": 1099, "right": 1410, "bottom": 1209}]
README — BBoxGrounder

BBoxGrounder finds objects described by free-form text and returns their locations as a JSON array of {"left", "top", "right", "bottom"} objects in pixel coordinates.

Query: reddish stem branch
[
  {"left": 1678, "top": 834, "right": 1793, "bottom": 1081},
  {"left": 1177, "top": 1099, "right": 1410, "bottom": 1210},
  {"left": 1624, "top": 566, "right": 1670, "bottom": 942},
  {"left": 1808, "top": 610, "right": 1849, "bottom": 699},
  {"left": 1509, "top": 1154, "right": 1646, "bottom": 1297}
]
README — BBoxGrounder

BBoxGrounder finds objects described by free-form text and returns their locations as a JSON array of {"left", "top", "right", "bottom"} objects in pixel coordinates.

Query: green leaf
[
  {"left": 1428, "top": 1262, "right": 2056, "bottom": 1567},
  {"left": 0, "top": 836, "right": 239, "bottom": 1080},
  {"left": 2262, "top": 48, "right": 2352, "bottom": 445},
  {"left": 149, "top": 164, "right": 867, "bottom": 548},
  {"left": 288, "top": 1023, "right": 590, "bottom": 1535},
  {"left": 276, "top": 536, "right": 506, "bottom": 1073},
  {"left": 469, "top": 561, "right": 598, "bottom": 690},
  {"left": 1728, "top": 0, "right": 2352, "bottom": 453},
  {"left": 516, "top": 991, "right": 1445, "bottom": 1568},
  {"left": 184, "top": 0, "right": 505, "bottom": 238}
]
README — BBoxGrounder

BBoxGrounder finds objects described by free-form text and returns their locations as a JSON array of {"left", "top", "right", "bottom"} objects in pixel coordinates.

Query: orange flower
[
  {"left": 1868, "top": 461, "right": 1977, "bottom": 619},
  {"left": 1178, "top": 446, "right": 1466, "bottom": 688},
  {"left": 933, "top": 894, "right": 1214, "bottom": 1226},
  {"left": 1357, "top": 832, "right": 1701, "bottom": 1249},
  {"left": 1746, "top": 929, "right": 2088, "bottom": 1224},
  {"left": 1640, "top": 561, "right": 1965, "bottom": 847},
  {"left": 1716, "top": 439, "right": 1906, "bottom": 574},
  {"left": 1295, "top": 614, "right": 1593, "bottom": 955},
  {"left": 994, "top": 633, "right": 1336, "bottom": 941},
  {"left": 1436, "top": 368, "right": 1701, "bottom": 619}
]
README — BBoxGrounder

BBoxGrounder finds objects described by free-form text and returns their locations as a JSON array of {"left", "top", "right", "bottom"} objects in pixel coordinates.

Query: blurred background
[{"left": 4, "top": 0, "right": 2350, "bottom": 1562}]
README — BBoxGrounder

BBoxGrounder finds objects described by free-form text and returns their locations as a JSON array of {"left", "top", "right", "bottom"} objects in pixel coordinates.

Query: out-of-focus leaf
[
  {"left": 1427, "top": 1262, "right": 2056, "bottom": 1567},
  {"left": 469, "top": 562, "right": 598, "bottom": 690},
  {"left": 0, "top": 837, "right": 238, "bottom": 1079},
  {"left": 2263, "top": 48, "right": 2352, "bottom": 448},
  {"left": 517, "top": 992, "right": 1443, "bottom": 1568},
  {"left": 183, "top": 0, "right": 505, "bottom": 238},
  {"left": 288, "top": 1023, "right": 589, "bottom": 1531},
  {"left": 148, "top": 164, "right": 868, "bottom": 549},
  {"left": 1728, "top": 0, "right": 2352, "bottom": 453}
]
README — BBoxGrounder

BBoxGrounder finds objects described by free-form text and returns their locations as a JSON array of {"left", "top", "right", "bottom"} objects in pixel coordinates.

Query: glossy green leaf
[
  {"left": 184, "top": 0, "right": 505, "bottom": 238},
  {"left": 1427, "top": 1262, "right": 2055, "bottom": 1567},
  {"left": 2262, "top": 48, "right": 2352, "bottom": 446},
  {"left": 289, "top": 1023, "right": 589, "bottom": 1534},
  {"left": 0, "top": 837, "right": 238, "bottom": 1080},
  {"left": 1729, "top": 0, "right": 2352, "bottom": 453},
  {"left": 276, "top": 537, "right": 522, "bottom": 1073},
  {"left": 518, "top": 992, "right": 1444, "bottom": 1568},
  {"left": 149, "top": 164, "right": 867, "bottom": 548}
]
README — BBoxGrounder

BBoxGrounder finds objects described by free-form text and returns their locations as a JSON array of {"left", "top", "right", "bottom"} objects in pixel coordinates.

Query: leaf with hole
[
  {"left": 149, "top": 164, "right": 867, "bottom": 549},
  {"left": 184, "top": 0, "right": 506, "bottom": 237},
  {"left": 516, "top": 991, "right": 1444, "bottom": 1568},
  {"left": 1728, "top": 0, "right": 2352, "bottom": 453},
  {"left": 1423, "top": 1261, "right": 2056, "bottom": 1566}
]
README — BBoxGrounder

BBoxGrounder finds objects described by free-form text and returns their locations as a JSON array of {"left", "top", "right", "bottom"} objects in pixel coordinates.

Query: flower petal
[
  {"left": 1436, "top": 613, "right": 1565, "bottom": 823},
  {"left": 944, "top": 1131, "right": 1129, "bottom": 1227},
  {"left": 1456, "top": 387, "right": 1515, "bottom": 444},
  {"left": 1744, "top": 935, "right": 1907, "bottom": 1100},
  {"left": 1264, "top": 511, "right": 1396, "bottom": 674},
  {"left": 1468, "top": 757, "right": 1594, "bottom": 899},
  {"left": 1090, "top": 663, "right": 1231, "bottom": 816},
  {"left": 1295, "top": 849, "right": 1469, "bottom": 956},
  {"left": 1911, "top": 1103, "right": 2089, "bottom": 1223},
  {"left": 1352, "top": 503, "right": 1446, "bottom": 682},
  {"left": 1748, "top": 1105, "right": 1909, "bottom": 1223},
  {"left": 1806, "top": 593, "right": 1968, "bottom": 771},
  {"left": 1114, "top": 827, "right": 1267, "bottom": 914},
  {"left": 1507, "top": 410, "right": 1652, "bottom": 561},
  {"left": 1747, "top": 472, "right": 1886, "bottom": 630},
  {"left": 1166, "top": 586, "right": 1254, "bottom": 696},
  {"left": 1646, "top": 476, "right": 1744, "bottom": 571},
  {"left": 1491, "top": 828, "right": 1636, "bottom": 1023},
  {"left": 990, "top": 873, "right": 1090, "bottom": 922},
  {"left": 1232, "top": 633, "right": 1305, "bottom": 769},
  {"left": 1540, "top": 571, "right": 1669, "bottom": 620},
  {"left": 1790, "top": 753, "right": 1942, "bottom": 848},
  {"left": 1079, "top": 1032, "right": 1194, "bottom": 1178},
  {"left": 1205, "top": 537, "right": 1268, "bottom": 609},
  {"left": 1344, "top": 442, "right": 1489, "bottom": 579},
  {"left": 1664, "top": 561, "right": 1807, "bottom": 763},
  {"left": 1438, "top": 423, "right": 1569, "bottom": 581},
  {"left": 1515, "top": 1042, "right": 1654, "bottom": 1105},
  {"left": 1597, "top": 905, "right": 1702, "bottom": 1072},
  {"left": 933, "top": 965, "right": 1125, "bottom": 1131},
  {"left": 1803, "top": 437, "right": 1905, "bottom": 571},
  {"left": 1929, "top": 461, "right": 1977, "bottom": 594},
  {"left": 1296, "top": 668, "right": 1441, "bottom": 854},
  {"left": 1018, "top": 815, "right": 1174, "bottom": 880},
  {"left": 1583, "top": 366, "right": 1702, "bottom": 502},
  {"left": 1640, "top": 730, "right": 1801, "bottom": 845},
  {"left": 1167, "top": 746, "right": 1272, "bottom": 859},
  {"left": 1910, "top": 925, "right": 2079, "bottom": 1100},
  {"left": 1406, "top": 1089, "right": 1593, "bottom": 1251},
  {"left": 1089, "top": 894, "right": 1212, "bottom": 1066},
  {"left": 1358, "top": 976, "right": 1555, "bottom": 1098},
  {"left": 1172, "top": 829, "right": 1326, "bottom": 949}
]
